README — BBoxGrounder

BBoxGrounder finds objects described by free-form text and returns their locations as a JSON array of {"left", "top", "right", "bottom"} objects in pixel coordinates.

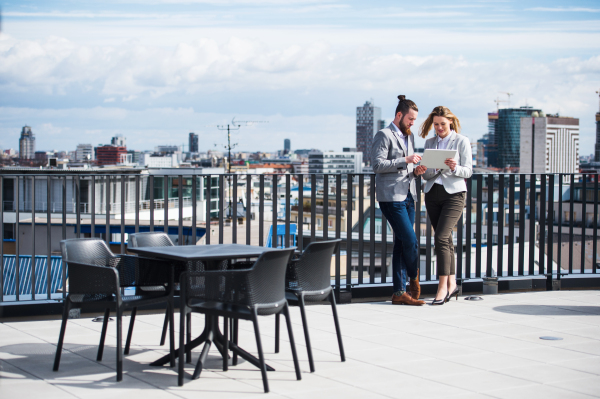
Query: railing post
[
  {"left": 335, "top": 174, "right": 341, "bottom": 292},
  {"left": 164, "top": 175, "right": 169, "bottom": 240},
  {"left": 285, "top": 174, "right": 290, "bottom": 248},
  {"left": 298, "top": 174, "right": 303, "bottom": 250},
  {"left": 272, "top": 174, "right": 277, "bottom": 247},
  {"left": 466, "top": 177, "right": 472, "bottom": 279},
  {"left": 259, "top": 175, "right": 264, "bottom": 246},
  {"left": 31, "top": 176, "right": 36, "bottom": 299},
  {"left": 178, "top": 175, "right": 184, "bottom": 245},
  {"left": 120, "top": 175, "right": 125, "bottom": 254},
  {"left": 135, "top": 175, "right": 140, "bottom": 235},
  {"left": 346, "top": 174, "right": 353, "bottom": 291},
  {"left": 486, "top": 174, "right": 494, "bottom": 278},
  {"left": 581, "top": 174, "right": 587, "bottom": 274},
  {"left": 232, "top": 174, "right": 238, "bottom": 244},
  {"left": 62, "top": 176, "right": 67, "bottom": 298},
  {"left": 15, "top": 176, "right": 20, "bottom": 300},
  {"left": 475, "top": 174, "right": 483, "bottom": 278},
  {"left": 358, "top": 174, "right": 364, "bottom": 284},
  {"left": 206, "top": 175, "right": 212, "bottom": 245},
  {"left": 46, "top": 176, "right": 52, "bottom": 299},
  {"left": 497, "top": 174, "right": 505, "bottom": 277},
  {"left": 569, "top": 175, "right": 575, "bottom": 274},
  {"left": 369, "top": 176, "right": 375, "bottom": 284}
]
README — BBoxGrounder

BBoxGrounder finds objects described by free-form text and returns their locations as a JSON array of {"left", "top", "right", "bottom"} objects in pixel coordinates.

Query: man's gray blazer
[
  {"left": 371, "top": 122, "right": 417, "bottom": 202},
  {"left": 421, "top": 131, "right": 473, "bottom": 194}
]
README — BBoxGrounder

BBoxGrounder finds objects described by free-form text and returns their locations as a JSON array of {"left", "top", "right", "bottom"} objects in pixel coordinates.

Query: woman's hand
[
  {"left": 414, "top": 165, "right": 427, "bottom": 176},
  {"left": 444, "top": 158, "right": 457, "bottom": 171}
]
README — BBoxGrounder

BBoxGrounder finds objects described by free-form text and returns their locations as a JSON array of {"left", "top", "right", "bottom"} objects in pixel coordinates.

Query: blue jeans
[{"left": 379, "top": 194, "right": 419, "bottom": 292}]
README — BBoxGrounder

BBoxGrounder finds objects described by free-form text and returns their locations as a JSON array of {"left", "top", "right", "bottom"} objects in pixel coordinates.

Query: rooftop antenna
[
  {"left": 215, "top": 117, "right": 268, "bottom": 218},
  {"left": 596, "top": 89, "right": 600, "bottom": 113}
]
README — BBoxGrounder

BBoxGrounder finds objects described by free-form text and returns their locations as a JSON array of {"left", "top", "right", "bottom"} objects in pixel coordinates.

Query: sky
[{"left": 1, "top": 0, "right": 599, "bottom": 156}]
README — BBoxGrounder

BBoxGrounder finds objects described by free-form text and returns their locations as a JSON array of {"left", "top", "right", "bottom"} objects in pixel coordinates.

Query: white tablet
[{"left": 420, "top": 149, "right": 458, "bottom": 169}]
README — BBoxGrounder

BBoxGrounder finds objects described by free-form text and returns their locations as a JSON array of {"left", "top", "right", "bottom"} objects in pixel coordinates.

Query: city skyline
[{"left": 0, "top": 1, "right": 599, "bottom": 154}]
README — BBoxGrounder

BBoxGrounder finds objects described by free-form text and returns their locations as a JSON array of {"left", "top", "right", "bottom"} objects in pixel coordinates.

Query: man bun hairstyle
[{"left": 395, "top": 94, "right": 418, "bottom": 117}]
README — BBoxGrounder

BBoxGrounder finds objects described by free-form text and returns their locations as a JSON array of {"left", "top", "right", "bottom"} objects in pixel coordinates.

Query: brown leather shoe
[
  {"left": 391, "top": 292, "right": 425, "bottom": 306},
  {"left": 409, "top": 272, "right": 421, "bottom": 300}
]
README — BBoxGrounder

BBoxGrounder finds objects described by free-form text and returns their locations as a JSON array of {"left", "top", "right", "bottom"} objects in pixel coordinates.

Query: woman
[{"left": 414, "top": 106, "right": 472, "bottom": 305}]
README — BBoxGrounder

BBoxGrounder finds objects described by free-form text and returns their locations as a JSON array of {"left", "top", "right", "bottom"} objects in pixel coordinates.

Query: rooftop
[{"left": 2, "top": 290, "right": 599, "bottom": 398}]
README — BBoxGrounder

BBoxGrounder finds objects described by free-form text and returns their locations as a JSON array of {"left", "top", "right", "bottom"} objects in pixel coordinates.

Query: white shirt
[{"left": 434, "top": 133, "right": 455, "bottom": 185}]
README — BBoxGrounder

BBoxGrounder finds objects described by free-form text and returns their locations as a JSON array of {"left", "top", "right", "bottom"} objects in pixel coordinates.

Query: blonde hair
[{"left": 419, "top": 106, "right": 461, "bottom": 138}]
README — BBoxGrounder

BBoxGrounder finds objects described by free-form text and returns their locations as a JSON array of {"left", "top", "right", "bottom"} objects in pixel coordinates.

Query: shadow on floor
[{"left": 493, "top": 305, "right": 600, "bottom": 316}]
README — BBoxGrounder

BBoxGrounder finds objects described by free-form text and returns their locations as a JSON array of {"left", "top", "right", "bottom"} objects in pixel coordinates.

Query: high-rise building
[
  {"left": 356, "top": 101, "right": 383, "bottom": 165},
  {"left": 19, "top": 126, "right": 35, "bottom": 160},
  {"left": 189, "top": 132, "right": 199, "bottom": 153},
  {"left": 595, "top": 112, "right": 600, "bottom": 162},
  {"left": 76, "top": 144, "right": 94, "bottom": 161},
  {"left": 284, "top": 139, "right": 291, "bottom": 155},
  {"left": 111, "top": 135, "right": 126, "bottom": 147},
  {"left": 495, "top": 107, "right": 541, "bottom": 168},
  {"left": 520, "top": 114, "right": 580, "bottom": 174}
]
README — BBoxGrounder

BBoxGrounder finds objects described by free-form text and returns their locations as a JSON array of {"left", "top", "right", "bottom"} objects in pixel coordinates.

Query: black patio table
[{"left": 127, "top": 244, "right": 276, "bottom": 369}]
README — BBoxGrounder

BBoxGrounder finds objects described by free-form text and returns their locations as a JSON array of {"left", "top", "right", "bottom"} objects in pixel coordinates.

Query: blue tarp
[{"left": 2, "top": 255, "right": 65, "bottom": 296}]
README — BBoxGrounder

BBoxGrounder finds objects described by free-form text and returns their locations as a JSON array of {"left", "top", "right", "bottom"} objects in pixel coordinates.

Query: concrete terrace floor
[{"left": 1, "top": 290, "right": 600, "bottom": 399}]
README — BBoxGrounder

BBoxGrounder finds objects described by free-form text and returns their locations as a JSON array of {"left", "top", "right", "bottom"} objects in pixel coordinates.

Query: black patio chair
[
  {"left": 178, "top": 247, "right": 302, "bottom": 392},
  {"left": 274, "top": 239, "right": 345, "bottom": 372},
  {"left": 128, "top": 232, "right": 183, "bottom": 347},
  {"left": 53, "top": 238, "right": 176, "bottom": 382}
]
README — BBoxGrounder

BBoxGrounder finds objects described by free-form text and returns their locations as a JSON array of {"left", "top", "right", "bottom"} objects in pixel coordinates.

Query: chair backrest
[
  {"left": 128, "top": 232, "right": 174, "bottom": 248},
  {"left": 294, "top": 239, "right": 341, "bottom": 292},
  {"left": 60, "top": 238, "right": 116, "bottom": 266},
  {"left": 246, "top": 247, "right": 296, "bottom": 312}
]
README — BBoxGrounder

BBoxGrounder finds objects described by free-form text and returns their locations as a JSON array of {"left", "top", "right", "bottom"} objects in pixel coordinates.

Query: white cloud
[{"left": 526, "top": 7, "right": 600, "bottom": 13}]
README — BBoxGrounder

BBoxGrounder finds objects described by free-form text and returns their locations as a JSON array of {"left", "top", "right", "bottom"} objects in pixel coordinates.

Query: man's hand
[
  {"left": 444, "top": 158, "right": 457, "bottom": 171},
  {"left": 414, "top": 165, "right": 427, "bottom": 176},
  {"left": 405, "top": 154, "right": 422, "bottom": 164}
]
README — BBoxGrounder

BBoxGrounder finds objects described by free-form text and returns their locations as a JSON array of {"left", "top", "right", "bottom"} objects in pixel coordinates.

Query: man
[{"left": 371, "top": 95, "right": 424, "bottom": 306}]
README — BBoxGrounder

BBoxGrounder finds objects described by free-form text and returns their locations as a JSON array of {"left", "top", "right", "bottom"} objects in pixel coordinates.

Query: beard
[{"left": 399, "top": 117, "right": 412, "bottom": 136}]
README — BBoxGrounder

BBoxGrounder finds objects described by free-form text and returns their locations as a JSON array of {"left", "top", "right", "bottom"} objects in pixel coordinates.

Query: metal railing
[{"left": 0, "top": 172, "right": 598, "bottom": 303}]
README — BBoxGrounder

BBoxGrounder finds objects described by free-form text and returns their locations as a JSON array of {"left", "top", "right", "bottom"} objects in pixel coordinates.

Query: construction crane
[
  {"left": 494, "top": 92, "right": 513, "bottom": 111},
  {"left": 596, "top": 89, "right": 600, "bottom": 113}
]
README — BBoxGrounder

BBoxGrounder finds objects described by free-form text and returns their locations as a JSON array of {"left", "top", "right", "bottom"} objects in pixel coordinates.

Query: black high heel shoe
[
  {"left": 431, "top": 294, "right": 446, "bottom": 306},
  {"left": 445, "top": 286, "right": 460, "bottom": 303}
]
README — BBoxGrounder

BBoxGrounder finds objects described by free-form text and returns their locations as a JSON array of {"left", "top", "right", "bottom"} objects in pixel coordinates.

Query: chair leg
[
  {"left": 53, "top": 300, "right": 71, "bottom": 371},
  {"left": 168, "top": 300, "right": 176, "bottom": 367},
  {"left": 124, "top": 307, "right": 137, "bottom": 355},
  {"left": 159, "top": 307, "right": 169, "bottom": 346},
  {"left": 116, "top": 308, "right": 123, "bottom": 382},
  {"left": 223, "top": 317, "right": 229, "bottom": 371},
  {"left": 251, "top": 309, "right": 269, "bottom": 393},
  {"left": 274, "top": 313, "right": 280, "bottom": 353},
  {"left": 283, "top": 304, "right": 302, "bottom": 381},
  {"left": 97, "top": 308, "right": 111, "bottom": 361},
  {"left": 329, "top": 291, "right": 345, "bottom": 362},
  {"left": 232, "top": 319, "right": 239, "bottom": 366},
  {"left": 178, "top": 306, "right": 186, "bottom": 386},
  {"left": 186, "top": 312, "right": 192, "bottom": 363},
  {"left": 298, "top": 295, "right": 315, "bottom": 372}
]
